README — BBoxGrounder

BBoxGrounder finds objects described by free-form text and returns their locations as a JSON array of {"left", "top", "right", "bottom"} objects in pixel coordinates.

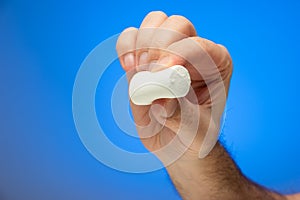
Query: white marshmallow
[{"left": 129, "top": 65, "right": 191, "bottom": 105}]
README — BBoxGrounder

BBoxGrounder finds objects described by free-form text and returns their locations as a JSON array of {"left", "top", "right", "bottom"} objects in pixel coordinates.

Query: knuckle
[
  {"left": 168, "top": 15, "right": 186, "bottom": 21},
  {"left": 147, "top": 11, "right": 167, "bottom": 18},
  {"left": 219, "top": 45, "right": 233, "bottom": 70},
  {"left": 116, "top": 27, "right": 137, "bottom": 52},
  {"left": 123, "top": 26, "right": 138, "bottom": 33},
  {"left": 218, "top": 44, "right": 230, "bottom": 57},
  {"left": 168, "top": 15, "right": 195, "bottom": 35},
  {"left": 141, "top": 11, "right": 168, "bottom": 28},
  {"left": 217, "top": 44, "right": 233, "bottom": 77},
  {"left": 169, "top": 15, "right": 191, "bottom": 25}
]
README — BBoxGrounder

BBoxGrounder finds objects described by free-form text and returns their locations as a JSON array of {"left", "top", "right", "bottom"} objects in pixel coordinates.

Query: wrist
[{"left": 165, "top": 142, "right": 286, "bottom": 200}]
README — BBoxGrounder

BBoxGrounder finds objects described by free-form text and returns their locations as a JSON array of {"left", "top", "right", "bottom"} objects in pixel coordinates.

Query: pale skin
[{"left": 116, "top": 11, "right": 300, "bottom": 200}]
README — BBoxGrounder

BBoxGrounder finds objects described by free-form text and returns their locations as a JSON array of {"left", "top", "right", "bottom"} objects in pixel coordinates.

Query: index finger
[{"left": 116, "top": 27, "right": 138, "bottom": 71}]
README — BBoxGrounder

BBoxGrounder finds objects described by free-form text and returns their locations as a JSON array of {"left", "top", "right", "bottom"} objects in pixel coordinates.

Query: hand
[
  {"left": 116, "top": 11, "right": 297, "bottom": 200},
  {"left": 287, "top": 194, "right": 300, "bottom": 200},
  {"left": 116, "top": 11, "right": 232, "bottom": 164}
]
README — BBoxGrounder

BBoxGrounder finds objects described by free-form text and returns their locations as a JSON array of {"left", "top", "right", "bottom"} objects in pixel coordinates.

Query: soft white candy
[{"left": 129, "top": 65, "right": 191, "bottom": 105}]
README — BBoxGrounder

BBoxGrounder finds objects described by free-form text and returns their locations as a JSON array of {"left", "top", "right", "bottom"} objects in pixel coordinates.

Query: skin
[{"left": 116, "top": 11, "right": 300, "bottom": 200}]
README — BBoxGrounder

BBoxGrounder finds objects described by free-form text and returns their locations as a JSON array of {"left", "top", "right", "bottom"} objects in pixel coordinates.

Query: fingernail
[
  {"left": 139, "top": 52, "right": 148, "bottom": 66},
  {"left": 124, "top": 53, "right": 135, "bottom": 69}
]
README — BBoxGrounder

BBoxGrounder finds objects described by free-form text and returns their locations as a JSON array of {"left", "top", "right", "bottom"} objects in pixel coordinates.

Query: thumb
[{"left": 148, "top": 53, "right": 187, "bottom": 120}]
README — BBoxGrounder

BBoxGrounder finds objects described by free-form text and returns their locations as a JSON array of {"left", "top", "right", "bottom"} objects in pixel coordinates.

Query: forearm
[{"left": 166, "top": 142, "right": 285, "bottom": 200}]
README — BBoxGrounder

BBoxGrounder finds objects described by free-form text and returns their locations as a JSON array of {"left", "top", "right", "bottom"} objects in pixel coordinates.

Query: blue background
[{"left": 1, "top": 0, "right": 300, "bottom": 199}]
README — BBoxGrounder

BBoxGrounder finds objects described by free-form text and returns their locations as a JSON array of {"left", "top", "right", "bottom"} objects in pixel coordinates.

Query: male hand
[
  {"left": 116, "top": 11, "right": 299, "bottom": 200},
  {"left": 116, "top": 11, "right": 232, "bottom": 164}
]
